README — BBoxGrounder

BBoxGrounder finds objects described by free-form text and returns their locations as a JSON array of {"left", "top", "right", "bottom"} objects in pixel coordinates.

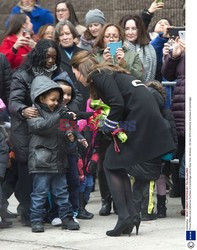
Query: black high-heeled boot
[
  {"left": 122, "top": 215, "right": 141, "bottom": 235},
  {"left": 106, "top": 216, "right": 133, "bottom": 237}
]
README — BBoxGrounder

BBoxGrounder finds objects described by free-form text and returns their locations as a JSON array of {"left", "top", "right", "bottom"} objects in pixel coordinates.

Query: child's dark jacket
[{"left": 27, "top": 76, "right": 70, "bottom": 174}]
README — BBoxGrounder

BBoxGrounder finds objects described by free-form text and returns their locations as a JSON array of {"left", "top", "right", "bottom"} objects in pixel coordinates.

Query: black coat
[
  {"left": 91, "top": 71, "right": 176, "bottom": 170},
  {"left": 0, "top": 53, "right": 12, "bottom": 106},
  {"left": 27, "top": 76, "right": 69, "bottom": 174},
  {"left": 8, "top": 69, "right": 61, "bottom": 163},
  {"left": 0, "top": 127, "right": 9, "bottom": 178}
]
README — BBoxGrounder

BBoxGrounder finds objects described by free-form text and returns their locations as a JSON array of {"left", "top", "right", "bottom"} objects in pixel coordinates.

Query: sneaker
[
  {"left": 51, "top": 217, "right": 62, "bottom": 226},
  {"left": 62, "top": 216, "right": 80, "bottom": 230},
  {"left": 31, "top": 221, "right": 44, "bottom": 233}
]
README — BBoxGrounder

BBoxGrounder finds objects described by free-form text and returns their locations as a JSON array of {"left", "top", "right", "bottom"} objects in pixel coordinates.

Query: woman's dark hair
[
  {"left": 20, "top": 39, "right": 61, "bottom": 72},
  {"left": 54, "top": 0, "right": 79, "bottom": 26},
  {"left": 149, "top": 17, "right": 173, "bottom": 33},
  {"left": 119, "top": 14, "right": 150, "bottom": 45},
  {"left": 0, "top": 13, "right": 27, "bottom": 43},
  {"left": 94, "top": 23, "right": 125, "bottom": 50}
]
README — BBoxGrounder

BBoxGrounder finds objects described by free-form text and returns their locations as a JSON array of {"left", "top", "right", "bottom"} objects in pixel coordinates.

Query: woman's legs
[{"left": 104, "top": 168, "right": 133, "bottom": 220}]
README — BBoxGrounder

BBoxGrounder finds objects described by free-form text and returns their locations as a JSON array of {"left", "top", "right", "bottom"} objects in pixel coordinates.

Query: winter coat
[
  {"left": 0, "top": 53, "right": 12, "bottom": 106},
  {"left": 161, "top": 51, "right": 185, "bottom": 137},
  {"left": 58, "top": 44, "right": 88, "bottom": 111},
  {"left": 6, "top": 5, "right": 54, "bottom": 34},
  {"left": 124, "top": 40, "right": 157, "bottom": 82},
  {"left": 0, "top": 126, "right": 9, "bottom": 178},
  {"left": 151, "top": 33, "right": 169, "bottom": 81},
  {"left": 148, "top": 87, "right": 178, "bottom": 152},
  {"left": 27, "top": 76, "right": 69, "bottom": 174},
  {"left": 91, "top": 71, "right": 176, "bottom": 170},
  {"left": 95, "top": 47, "right": 144, "bottom": 81},
  {"left": 8, "top": 68, "right": 61, "bottom": 163},
  {"left": 0, "top": 34, "right": 32, "bottom": 69}
]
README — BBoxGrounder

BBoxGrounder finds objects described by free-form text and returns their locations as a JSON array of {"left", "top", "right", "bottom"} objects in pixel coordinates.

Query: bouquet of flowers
[{"left": 88, "top": 99, "right": 127, "bottom": 152}]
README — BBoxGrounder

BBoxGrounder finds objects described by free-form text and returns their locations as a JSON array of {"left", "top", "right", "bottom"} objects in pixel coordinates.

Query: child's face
[
  {"left": 60, "top": 84, "right": 72, "bottom": 105},
  {"left": 39, "top": 90, "right": 60, "bottom": 112}
]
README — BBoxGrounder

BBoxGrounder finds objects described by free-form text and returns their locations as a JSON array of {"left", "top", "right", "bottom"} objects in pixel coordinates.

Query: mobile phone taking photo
[
  {"left": 107, "top": 41, "right": 122, "bottom": 56},
  {"left": 178, "top": 31, "right": 185, "bottom": 42}
]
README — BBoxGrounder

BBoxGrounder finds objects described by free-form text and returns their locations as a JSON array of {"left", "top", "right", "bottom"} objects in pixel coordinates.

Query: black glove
[
  {"left": 59, "top": 107, "right": 74, "bottom": 120},
  {"left": 76, "top": 111, "right": 93, "bottom": 120}
]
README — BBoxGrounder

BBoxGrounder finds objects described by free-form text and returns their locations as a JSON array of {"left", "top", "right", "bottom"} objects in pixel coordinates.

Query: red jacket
[{"left": 0, "top": 34, "right": 32, "bottom": 69}]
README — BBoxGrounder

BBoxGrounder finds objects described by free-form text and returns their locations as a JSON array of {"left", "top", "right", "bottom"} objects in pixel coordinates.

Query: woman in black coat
[
  {"left": 54, "top": 20, "right": 89, "bottom": 111},
  {"left": 8, "top": 39, "right": 63, "bottom": 225},
  {"left": 71, "top": 50, "right": 175, "bottom": 237}
]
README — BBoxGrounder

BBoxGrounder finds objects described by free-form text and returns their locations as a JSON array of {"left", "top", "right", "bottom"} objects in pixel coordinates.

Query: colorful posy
[{"left": 88, "top": 99, "right": 127, "bottom": 152}]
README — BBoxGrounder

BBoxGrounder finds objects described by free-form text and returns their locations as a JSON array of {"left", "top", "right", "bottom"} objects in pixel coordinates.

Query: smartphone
[
  {"left": 178, "top": 30, "right": 185, "bottom": 42},
  {"left": 107, "top": 41, "right": 122, "bottom": 56},
  {"left": 167, "top": 27, "right": 185, "bottom": 38},
  {"left": 155, "top": 0, "right": 163, "bottom": 3}
]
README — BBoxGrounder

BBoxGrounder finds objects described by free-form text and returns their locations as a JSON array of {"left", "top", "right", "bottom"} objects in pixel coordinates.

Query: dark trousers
[
  {"left": 2, "top": 159, "right": 19, "bottom": 210},
  {"left": 133, "top": 179, "right": 155, "bottom": 215},
  {"left": 66, "top": 155, "right": 80, "bottom": 213},
  {"left": 16, "top": 162, "right": 32, "bottom": 220},
  {"left": 30, "top": 173, "right": 72, "bottom": 222},
  {"left": 98, "top": 139, "right": 111, "bottom": 199}
]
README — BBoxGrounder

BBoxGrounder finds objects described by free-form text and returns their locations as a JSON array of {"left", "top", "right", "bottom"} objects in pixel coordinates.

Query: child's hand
[
  {"left": 78, "top": 139, "right": 88, "bottom": 148},
  {"left": 68, "top": 112, "right": 76, "bottom": 120}
]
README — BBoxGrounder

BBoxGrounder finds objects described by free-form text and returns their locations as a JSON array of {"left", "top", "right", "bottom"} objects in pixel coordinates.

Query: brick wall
[{"left": 0, "top": 0, "right": 185, "bottom": 35}]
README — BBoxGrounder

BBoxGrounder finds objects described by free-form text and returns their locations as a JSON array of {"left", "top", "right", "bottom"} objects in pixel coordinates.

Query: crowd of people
[{"left": 0, "top": 0, "right": 185, "bottom": 236}]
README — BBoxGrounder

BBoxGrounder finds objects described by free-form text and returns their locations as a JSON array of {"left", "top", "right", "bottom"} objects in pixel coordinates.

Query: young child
[
  {"left": 27, "top": 75, "right": 80, "bottom": 233},
  {"left": 146, "top": 80, "right": 178, "bottom": 218},
  {"left": 53, "top": 72, "right": 89, "bottom": 223}
]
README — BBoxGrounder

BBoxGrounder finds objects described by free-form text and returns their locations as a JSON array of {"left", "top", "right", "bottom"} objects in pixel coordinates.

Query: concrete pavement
[{"left": 0, "top": 183, "right": 185, "bottom": 250}]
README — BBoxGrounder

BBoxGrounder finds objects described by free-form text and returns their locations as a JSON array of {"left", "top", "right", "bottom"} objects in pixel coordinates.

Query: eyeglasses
[
  {"left": 56, "top": 9, "right": 68, "bottom": 13},
  {"left": 104, "top": 35, "right": 119, "bottom": 39},
  {"left": 44, "top": 32, "right": 53, "bottom": 35}
]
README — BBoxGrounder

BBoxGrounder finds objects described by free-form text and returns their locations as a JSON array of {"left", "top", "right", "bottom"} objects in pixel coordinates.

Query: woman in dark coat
[
  {"left": 8, "top": 39, "right": 62, "bottom": 225},
  {"left": 54, "top": 20, "right": 88, "bottom": 111},
  {"left": 162, "top": 37, "right": 185, "bottom": 214},
  {"left": 71, "top": 50, "right": 175, "bottom": 237}
]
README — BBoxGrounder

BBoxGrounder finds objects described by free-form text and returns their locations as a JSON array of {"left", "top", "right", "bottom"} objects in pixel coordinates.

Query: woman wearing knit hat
[{"left": 78, "top": 9, "right": 106, "bottom": 51}]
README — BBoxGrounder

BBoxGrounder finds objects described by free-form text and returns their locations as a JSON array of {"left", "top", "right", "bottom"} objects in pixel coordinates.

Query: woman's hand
[
  {"left": 13, "top": 36, "right": 31, "bottom": 50},
  {"left": 148, "top": 0, "right": 164, "bottom": 14},
  {"left": 116, "top": 48, "right": 125, "bottom": 64},
  {"left": 103, "top": 47, "right": 111, "bottom": 62},
  {"left": 27, "top": 38, "right": 37, "bottom": 49},
  {"left": 172, "top": 37, "right": 185, "bottom": 58},
  {"left": 21, "top": 107, "right": 39, "bottom": 119}
]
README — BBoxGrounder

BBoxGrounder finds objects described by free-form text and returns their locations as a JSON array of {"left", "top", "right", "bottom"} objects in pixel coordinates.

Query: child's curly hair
[{"left": 145, "top": 80, "right": 166, "bottom": 101}]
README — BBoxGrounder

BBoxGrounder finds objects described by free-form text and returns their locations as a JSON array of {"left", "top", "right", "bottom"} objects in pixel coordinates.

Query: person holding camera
[{"left": 0, "top": 14, "right": 36, "bottom": 69}]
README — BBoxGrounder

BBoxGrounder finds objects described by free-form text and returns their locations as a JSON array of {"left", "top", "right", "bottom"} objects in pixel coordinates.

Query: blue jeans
[
  {"left": 30, "top": 173, "right": 72, "bottom": 222},
  {"left": 66, "top": 155, "right": 80, "bottom": 213},
  {"left": 80, "top": 174, "right": 94, "bottom": 203}
]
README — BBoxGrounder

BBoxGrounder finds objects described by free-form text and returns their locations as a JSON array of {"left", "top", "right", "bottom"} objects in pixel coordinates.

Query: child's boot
[{"left": 157, "top": 195, "right": 167, "bottom": 218}]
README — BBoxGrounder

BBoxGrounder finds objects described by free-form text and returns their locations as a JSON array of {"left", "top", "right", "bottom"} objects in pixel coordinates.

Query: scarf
[
  {"left": 32, "top": 64, "right": 57, "bottom": 78},
  {"left": 124, "top": 40, "right": 157, "bottom": 82}
]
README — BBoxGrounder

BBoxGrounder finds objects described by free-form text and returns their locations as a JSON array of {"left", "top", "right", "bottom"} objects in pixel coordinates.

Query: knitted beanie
[{"left": 85, "top": 9, "right": 106, "bottom": 26}]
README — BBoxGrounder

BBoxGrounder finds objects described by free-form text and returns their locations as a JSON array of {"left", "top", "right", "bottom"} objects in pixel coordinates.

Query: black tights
[{"left": 104, "top": 167, "right": 135, "bottom": 220}]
